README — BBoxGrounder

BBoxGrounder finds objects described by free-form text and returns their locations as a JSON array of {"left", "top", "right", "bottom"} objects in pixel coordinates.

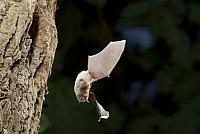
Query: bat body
[
  {"left": 74, "top": 40, "right": 126, "bottom": 121},
  {"left": 74, "top": 70, "right": 91, "bottom": 102}
]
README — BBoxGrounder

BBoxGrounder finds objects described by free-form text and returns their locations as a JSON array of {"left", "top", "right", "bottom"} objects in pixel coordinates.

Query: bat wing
[
  {"left": 88, "top": 40, "right": 125, "bottom": 81},
  {"left": 88, "top": 92, "right": 109, "bottom": 122}
]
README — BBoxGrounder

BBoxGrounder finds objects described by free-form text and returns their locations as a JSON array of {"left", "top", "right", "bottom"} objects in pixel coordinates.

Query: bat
[{"left": 74, "top": 40, "right": 125, "bottom": 121}]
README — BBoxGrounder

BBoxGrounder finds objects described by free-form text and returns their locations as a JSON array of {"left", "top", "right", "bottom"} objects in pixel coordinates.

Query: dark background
[{"left": 40, "top": 0, "right": 200, "bottom": 134}]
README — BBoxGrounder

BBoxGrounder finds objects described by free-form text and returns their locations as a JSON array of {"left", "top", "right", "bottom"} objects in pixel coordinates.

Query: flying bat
[{"left": 74, "top": 40, "right": 125, "bottom": 121}]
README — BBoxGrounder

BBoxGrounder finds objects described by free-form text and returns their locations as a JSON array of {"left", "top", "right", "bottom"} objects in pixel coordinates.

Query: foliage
[{"left": 41, "top": 0, "right": 200, "bottom": 134}]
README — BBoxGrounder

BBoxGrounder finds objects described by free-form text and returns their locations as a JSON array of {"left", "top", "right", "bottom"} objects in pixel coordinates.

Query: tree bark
[{"left": 0, "top": 0, "right": 57, "bottom": 133}]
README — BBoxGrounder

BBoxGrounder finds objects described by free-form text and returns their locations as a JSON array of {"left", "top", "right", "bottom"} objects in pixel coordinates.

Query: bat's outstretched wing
[{"left": 88, "top": 40, "right": 125, "bottom": 81}]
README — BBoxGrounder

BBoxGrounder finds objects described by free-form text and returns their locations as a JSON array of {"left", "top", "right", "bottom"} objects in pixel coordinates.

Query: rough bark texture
[{"left": 0, "top": 0, "right": 57, "bottom": 133}]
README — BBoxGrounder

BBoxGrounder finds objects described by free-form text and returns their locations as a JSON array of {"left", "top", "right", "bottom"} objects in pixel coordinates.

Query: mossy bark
[{"left": 0, "top": 0, "right": 57, "bottom": 133}]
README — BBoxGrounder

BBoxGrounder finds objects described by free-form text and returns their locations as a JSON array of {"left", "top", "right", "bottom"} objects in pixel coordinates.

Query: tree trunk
[{"left": 0, "top": 0, "right": 57, "bottom": 133}]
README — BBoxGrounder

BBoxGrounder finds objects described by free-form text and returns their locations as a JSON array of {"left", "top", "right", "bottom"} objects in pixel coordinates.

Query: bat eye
[{"left": 79, "top": 78, "right": 84, "bottom": 81}]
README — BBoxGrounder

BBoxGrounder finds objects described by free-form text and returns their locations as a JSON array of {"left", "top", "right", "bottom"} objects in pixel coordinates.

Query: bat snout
[{"left": 77, "top": 94, "right": 89, "bottom": 103}]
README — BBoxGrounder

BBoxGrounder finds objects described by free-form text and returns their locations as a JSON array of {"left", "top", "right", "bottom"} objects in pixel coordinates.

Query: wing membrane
[{"left": 88, "top": 40, "right": 125, "bottom": 81}]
